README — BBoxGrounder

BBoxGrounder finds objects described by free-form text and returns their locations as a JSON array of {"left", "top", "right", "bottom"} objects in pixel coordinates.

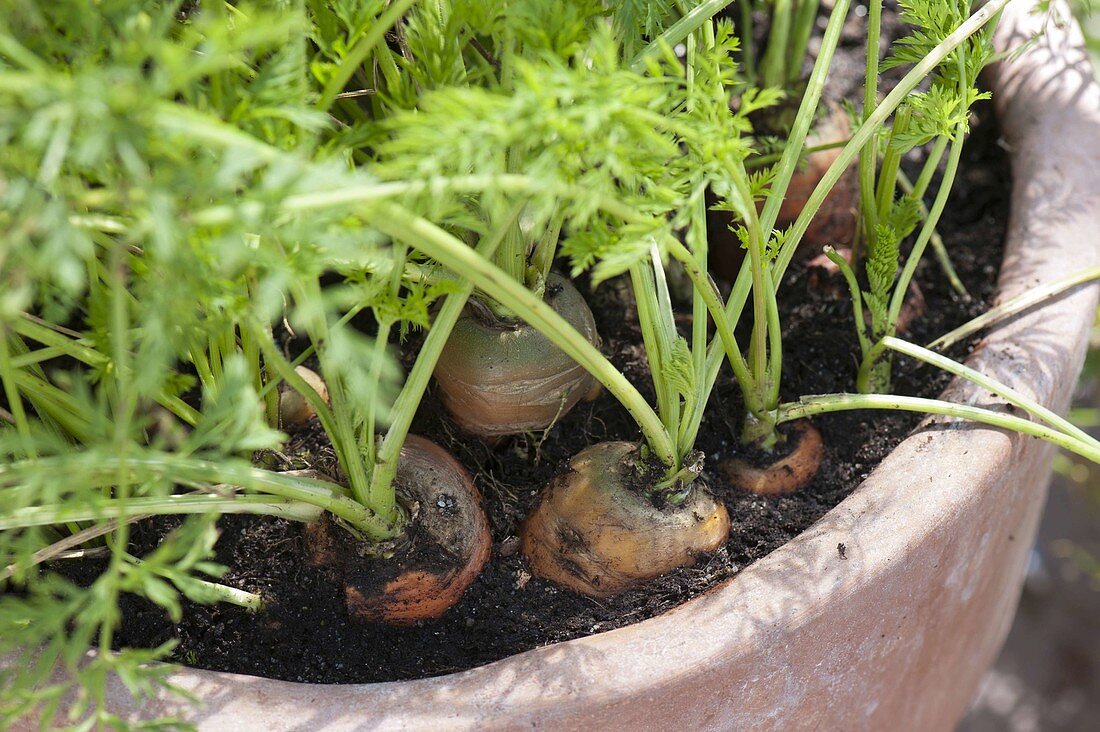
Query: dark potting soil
[{"left": 68, "top": 11, "right": 1011, "bottom": 683}]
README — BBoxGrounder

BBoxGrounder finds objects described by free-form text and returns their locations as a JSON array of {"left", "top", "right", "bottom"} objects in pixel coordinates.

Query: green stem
[
  {"left": 875, "top": 104, "right": 911, "bottom": 223},
  {"left": 883, "top": 43, "right": 971, "bottom": 340},
  {"left": 910, "top": 136, "right": 949, "bottom": 200},
  {"left": 882, "top": 336, "right": 1098, "bottom": 446},
  {"left": 13, "top": 315, "right": 199, "bottom": 426},
  {"left": 856, "top": 338, "right": 889, "bottom": 394},
  {"left": 665, "top": 239, "right": 761, "bottom": 451},
  {"left": 741, "top": 0, "right": 756, "bottom": 82},
  {"left": 316, "top": 0, "right": 419, "bottom": 112},
  {"left": 207, "top": 0, "right": 228, "bottom": 112},
  {"left": 366, "top": 204, "right": 519, "bottom": 506},
  {"left": 374, "top": 202, "right": 677, "bottom": 466},
  {"left": 311, "top": 345, "right": 376, "bottom": 511},
  {"left": 825, "top": 246, "right": 871, "bottom": 356},
  {"left": 3, "top": 517, "right": 132, "bottom": 582},
  {"left": 706, "top": 0, "right": 850, "bottom": 445},
  {"left": 757, "top": 0, "right": 850, "bottom": 246},
  {"left": 280, "top": 273, "right": 374, "bottom": 512},
  {"left": 13, "top": 316, "right": 101, "bottom": 362},
  {"left": 9, "top": 346, "right": 68, "bottom": 369},
  {"left": 0, "top": 453, "right": 398, "bottom": 538},
  {"left": 763, "top": 265, "right": 783, "bottom": 409},
  {"left": 136, "top": 556, "right": 265, "bottom": 612},
  {"left": 858, "top": 0, "right": 883, "bottom": 248},
  {"left": 255, "top": 304, "right": 368, "bottom": 402},
  {"left": 257, "top": 324, "right": 281, "bottom": 428},
  {"left": 195, "top": 581, "right": 265, "bottom": 612},
  {"left": 13, "top": 370, "right": 95, "bottom": 438},
  {"left": 495, "top": 213, "right": 528, "bottom": 289},
  {"left": 153, "top": 462, "right": 394, "bottom": 536},
  {"left": 250, "top": 323, "right": 337, "bottom": 437},
  {"left": 5, "top": 330, "right": 73, "bottom": 440},
  {"left": 190, "top": 175, "right": 619, "bottom": 228},
  {"left": 0, "top": 332, "right": 34, "bottom": 450},
  {"left": 886, "top": 118, "right": 966, "bottom": 331},
  {"left": 528, "top": 213, "right": 563, "bottom": 298},
  {"left": 726, "top": 167, "right": 769, "bottom": 415},
  {"left": 371, "top": 39, "right": 404, "bottom": 109},
  {"left": 651, "top": 244, "right": 684, "bottom": 432},
  {"left": 740, "top": 407, "right": 780, "bottom": 448},
  {"left": 928, "top": 266, "right": 1100, "bottom": 351},
  {"left": 0, "top": 495, "right": 322, "bottom": 531},
  {"left": 630, "top": 263, "right": 673, "bottom": 437},
  {"left": 896, "top": 167, "right": 969, "bottom": 298},
  {"left": 190, "top": 345, "right": 217, "bottom": 390},
  {"left": 629, "top": 0, "right": 734, "bottom": 72},
  {"left": 207, "top": 331, "right": 225, "bottom": 384},
  {"left": 665, "top": 241, "right": 753, "bottom": 391},
  {"left": 787, "top": 0, "right": 820, "bottom": 86},
  {"left": 500, "top": 25, "right": 516, "bottom": 90},
  {"left": 687, "top": 190, "right": 710, "bottom": 444},
  {"left": 0, "top": 28, "right": 49, "bottom": 73},
  {"left": 683, "top": 27, "right": 707, "bottom": 396},
  {"left": 493, "top": 12, "right": 524, "bottom": 292},
  {"left": 760, "top": 0, "right": 792, "bottom": 88},
  {"left": 362, "top": 241, "right": 410, "bottom": 471},
  {"left": 722, "top": 187, "right": 779, "bottom": 445},
  {"left": 747, "top": 139, "right": 849, "bottom": 169},
  {"left": 776, "top": 393, "right": 1100, "bottom": 464},
  {"left": 248, "top": 321, "right": 383, "bottom": 518},
  {"left": 99, "top": 239, "right": 135, "bottom": 686},
  {"left": 363, "top": 320, "right": 392, "bottom": 474},
  {"left": 238, "top": 312, "right": 271, "bottom": 426},
  {"left": 704, "top": 0, "right": 1011, "bottom": 412}
]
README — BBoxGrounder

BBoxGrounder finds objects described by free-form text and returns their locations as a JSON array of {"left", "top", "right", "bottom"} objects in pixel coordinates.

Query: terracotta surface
[{"left": 26, "top": 1, "right": 1100, "bottom": 729}]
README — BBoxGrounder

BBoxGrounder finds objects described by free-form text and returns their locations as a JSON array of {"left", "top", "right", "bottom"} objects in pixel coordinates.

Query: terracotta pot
[{"left": 26, "top": 1, "right": 1100, "bottom": 728}]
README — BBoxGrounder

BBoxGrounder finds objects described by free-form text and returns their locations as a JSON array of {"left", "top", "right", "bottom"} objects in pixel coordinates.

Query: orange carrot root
[
  {"left": 722, "top": 420, "right": 824, "bottom": 495},
  {"left": 279, "top": 366, "right": 329, "bottom": 429},
  {"left": 434, "top": 273, "right": 600, "bottom": 438},
  {"left": 522, "top": 442, "right": 730, "bottom": 597},
  {"left": 305, "top": 435, "right": 490, "bottom": 625}
]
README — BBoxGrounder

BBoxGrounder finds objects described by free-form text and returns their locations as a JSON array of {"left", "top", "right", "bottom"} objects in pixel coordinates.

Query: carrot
[
  {"left": 434, "top": 274, "right": 600, "bottom": 438},
  {"left": 522, "top": 441, "right": 729, "bottom": 597},
  {"left": 278, "top": 366, "right": 329, "bottom": 429},
  {"left": 722, "top": 419, "right": 823, "bottom": 495},
  {"left": 305, "top": 435, "right": 490, "bottom": 624}
]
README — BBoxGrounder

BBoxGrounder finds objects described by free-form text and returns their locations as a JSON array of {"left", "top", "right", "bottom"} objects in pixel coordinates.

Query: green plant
[
  {"left": 0, "top": 1, "right": 489, "bottom": 724},
  {"left": 0, "top": 0, "right": 767, "bottom": 721},
  {"left": 1067, "top": 0, "right": 1100, "bottom": 68},
  {"left": 830, "top": 0, "right": 998, "bottom": 393},
  {"left": 3, "top": 1, "right": 1100, "bottom": 728},
  {"left": 336, "top": 0, "right": 627, "bottom": 438},
  {"left": 741, "top": 0, "right": 821, "bottom": 89}
]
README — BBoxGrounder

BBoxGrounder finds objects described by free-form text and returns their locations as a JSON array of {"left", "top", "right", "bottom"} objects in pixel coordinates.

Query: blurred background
[
  {"left": 961, "top": 392, "right": 1100, "bottom": 730},
  {"left": 959, "top": 7, "right": 1100, "bottom": 729}
]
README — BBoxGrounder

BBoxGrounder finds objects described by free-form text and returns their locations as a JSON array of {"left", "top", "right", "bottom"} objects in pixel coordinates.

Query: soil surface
[{"left": 64, "top": 8, "right": 1012, "bottom": 683}]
